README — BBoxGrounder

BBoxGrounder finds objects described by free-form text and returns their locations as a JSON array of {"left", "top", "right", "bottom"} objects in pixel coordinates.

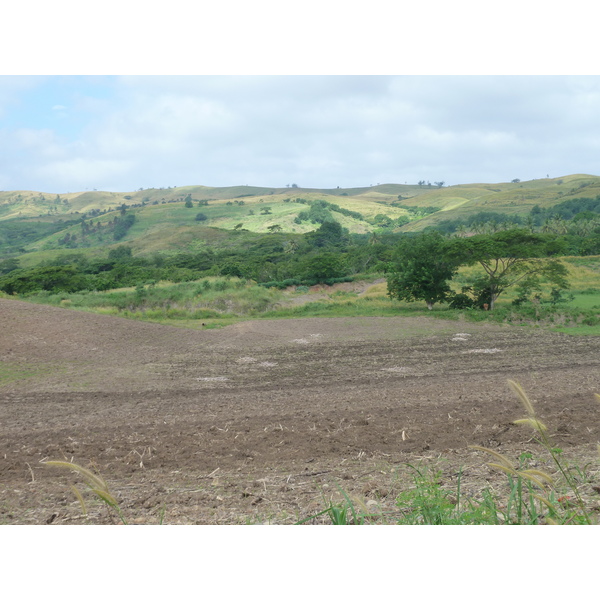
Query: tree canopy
[
  {"left": 447, "top": 230, "right": 569, "bottom": 309},
  {"left": 387, "top": 231, "right": 459, "bottom": 310}
]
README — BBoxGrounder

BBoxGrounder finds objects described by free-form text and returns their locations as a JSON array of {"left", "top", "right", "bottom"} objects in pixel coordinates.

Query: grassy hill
[{"left": 2, "top": 174, "right": 600, "bottom": 265}]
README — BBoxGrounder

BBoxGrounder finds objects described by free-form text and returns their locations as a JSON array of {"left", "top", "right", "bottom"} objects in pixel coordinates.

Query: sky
[
  {"left": 2, "top": 2, "right": 599, "bottom": 194},
  {"left": 3, "top": 74, "right": 600, "bottom": 194}
]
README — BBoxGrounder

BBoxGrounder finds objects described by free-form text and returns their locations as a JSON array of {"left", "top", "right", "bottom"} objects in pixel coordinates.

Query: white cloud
[
  {"left": 34, "top": 157, "right": 135, "bottom": 190},
  {"left": 2, "top": 75, "right": 600, "bottom": 192},
  {"left": 12, "top": 128, "right": 67, "bottom": 159}
]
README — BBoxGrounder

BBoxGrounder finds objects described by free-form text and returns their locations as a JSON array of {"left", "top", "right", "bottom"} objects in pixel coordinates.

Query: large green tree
[
  {"left": 387, "top": 232, "right": 458, "bottom": 310},
  {"left": 448, "top": 230, "right": 569, "bottom": 310}
]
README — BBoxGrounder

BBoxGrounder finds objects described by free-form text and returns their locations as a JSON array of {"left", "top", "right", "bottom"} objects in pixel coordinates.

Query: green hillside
[{"left": 2, "top": 174, "right": 600, "bottom": 266}]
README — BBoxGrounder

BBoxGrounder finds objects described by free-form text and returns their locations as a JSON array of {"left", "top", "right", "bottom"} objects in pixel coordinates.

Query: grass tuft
[{"left": 44, "top": 460, "right": 126, "bottom": 524}]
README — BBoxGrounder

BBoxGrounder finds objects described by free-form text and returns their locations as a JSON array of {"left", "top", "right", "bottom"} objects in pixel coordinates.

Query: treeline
[
  {"left": 0, "top": 221, "right": 398, "bottom": 295},
  {"left": 435, "top": 211, "right": 525, "bottom": 234},
  {"left": 2, "top": 208, "right": 600, "bottom": 297},
  {"left": 530, "top": 195, "right": 600, "bottom": 224},
  {"left": 292, "top": 199, "right": 365, "bottom": 224},
  {"left": 432, "top": 195, "right": 600, "bottom": 255}
]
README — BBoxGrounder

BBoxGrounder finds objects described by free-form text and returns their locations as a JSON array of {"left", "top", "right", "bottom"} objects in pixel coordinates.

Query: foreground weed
[
  {"left": 296, "top": 485, "right": 373, "bottom": 524},
  {"left": 44, "top": 460, "right": 127, "bottom": 524},
  {"left": 471, "top": 380, "right": 598, "bottom": 525},
  {"left": 395, "top": 465, "right": 498, "bottom": 524},
  {"left": 395, "top": 465, "right": 456, "bottom": 524}
]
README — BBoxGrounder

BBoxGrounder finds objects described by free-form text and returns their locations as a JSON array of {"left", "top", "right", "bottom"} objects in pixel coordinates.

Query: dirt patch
[
  {"left": 1, "top": 297, "right": 599, "bottom": 524},
  {"left": 280, "top": 278, "right": 385, "bottom": 306}
]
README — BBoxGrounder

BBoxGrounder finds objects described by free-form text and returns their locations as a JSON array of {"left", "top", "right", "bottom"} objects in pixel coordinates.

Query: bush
[{"left": 449, "top": 292, "right": 476, "bottom": 309}]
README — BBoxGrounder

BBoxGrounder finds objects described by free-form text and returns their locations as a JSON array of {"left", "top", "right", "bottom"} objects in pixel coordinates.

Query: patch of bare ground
[
  {"left": 278, "top": 278, "right": 385, "bottom": 306},
  {"left": 1, "top": 297, "right": 599, "bottom": 524}
]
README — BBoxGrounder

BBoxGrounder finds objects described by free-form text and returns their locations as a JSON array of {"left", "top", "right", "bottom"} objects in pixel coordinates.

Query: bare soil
[{"left": 1, "top": 297, "right": 600, "bottom": 524}]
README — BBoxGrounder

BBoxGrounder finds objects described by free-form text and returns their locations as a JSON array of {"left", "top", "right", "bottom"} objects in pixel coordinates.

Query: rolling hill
[{"left": 2, "top": 174, "right": 600, "bottom": 265}]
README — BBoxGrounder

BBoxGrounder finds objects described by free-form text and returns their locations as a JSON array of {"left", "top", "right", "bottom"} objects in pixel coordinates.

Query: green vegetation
[
  {"left": 387, "top": 231, "right": 459, "bottom": 310},
  {"left": 387, "top": 230, "right": 571, "bottom": 311},
  {"left": 0, "top": 176, "right": 599, "bottom": 336},
  {"left": 299, "top": 382, "right": 599, "bottom": 525},
  {"left": 449, "top": 230, "right": 570, "bottom": 310}
]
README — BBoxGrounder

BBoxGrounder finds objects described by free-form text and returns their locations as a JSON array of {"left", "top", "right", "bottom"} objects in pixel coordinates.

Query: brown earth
[{"left": 1, "top": 297, "right": 600, "bottom": 524}]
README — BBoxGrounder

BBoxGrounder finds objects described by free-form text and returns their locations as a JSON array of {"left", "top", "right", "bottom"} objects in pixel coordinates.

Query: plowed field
[{"left": 1, "top": 297, "right": 599, "bottom": 524}]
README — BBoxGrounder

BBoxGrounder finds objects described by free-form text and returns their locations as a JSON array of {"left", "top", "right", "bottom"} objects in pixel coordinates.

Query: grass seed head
[
  {"left": 518, "top": 471, "right": 551, "bottom": 489},
  {"left": 69, "top": 485, "right": 87, "bottom": 515},
  {"left": 44, "top": 460, "right": 109, "bottom": 492},
  {"left": 532, "top": 494, "right": 556, "bottom": 511},
  {"left": 514, "top": 418, "right": 548, "bottom": 432},
  {"left": 508, "top": 380, "right": 536, "bottom": 416},
  {"left": 469, "top": 445, "right": 515, "bottom": 470},
  {"left": 487, "top": 462, "right": 519, "bottom": 477},
  {"left": 521, "top": 469, "right": 554, "bottom": 486}
]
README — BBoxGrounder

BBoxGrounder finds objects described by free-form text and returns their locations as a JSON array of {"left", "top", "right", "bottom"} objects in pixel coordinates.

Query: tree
[
  {"left": 220, "top": 262, "right": 246, "bottom": 278},
  {"left": 113, "top": 213, "right": 135, "bottom": 240},
  {"left": 448, "top": 230, "right": 569, "bottom": 310},
  {"left": 0, "top": 257, "right": 20, "bottom": 275},
  {"left": 387, "top": 232, "right": 459, "bottom": 310},
  {"left": 195, "top": 213, "right": 208, "bottom": 221},
  {"left": 267, "top": 224, "right": 283, "bottom": 233},
  {"left": 108, "top": 245, "right": 133, "bottom": 262},
  {"left": 260, "top": 207, "right": 272, "bottom": 215},
  {"left": 306, "top": 220, "right": 346, "bottom": 248},
  {"left": 300, "top": 252, "right": 348, "bottom": 283},
  {"left": 372, "top": 214, "right": 393, "bottom": 228}
]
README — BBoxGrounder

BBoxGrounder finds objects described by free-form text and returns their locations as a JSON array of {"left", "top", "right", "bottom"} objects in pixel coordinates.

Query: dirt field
[{"left": 1, "top": 297, "right": 600, "bottom": 524}]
